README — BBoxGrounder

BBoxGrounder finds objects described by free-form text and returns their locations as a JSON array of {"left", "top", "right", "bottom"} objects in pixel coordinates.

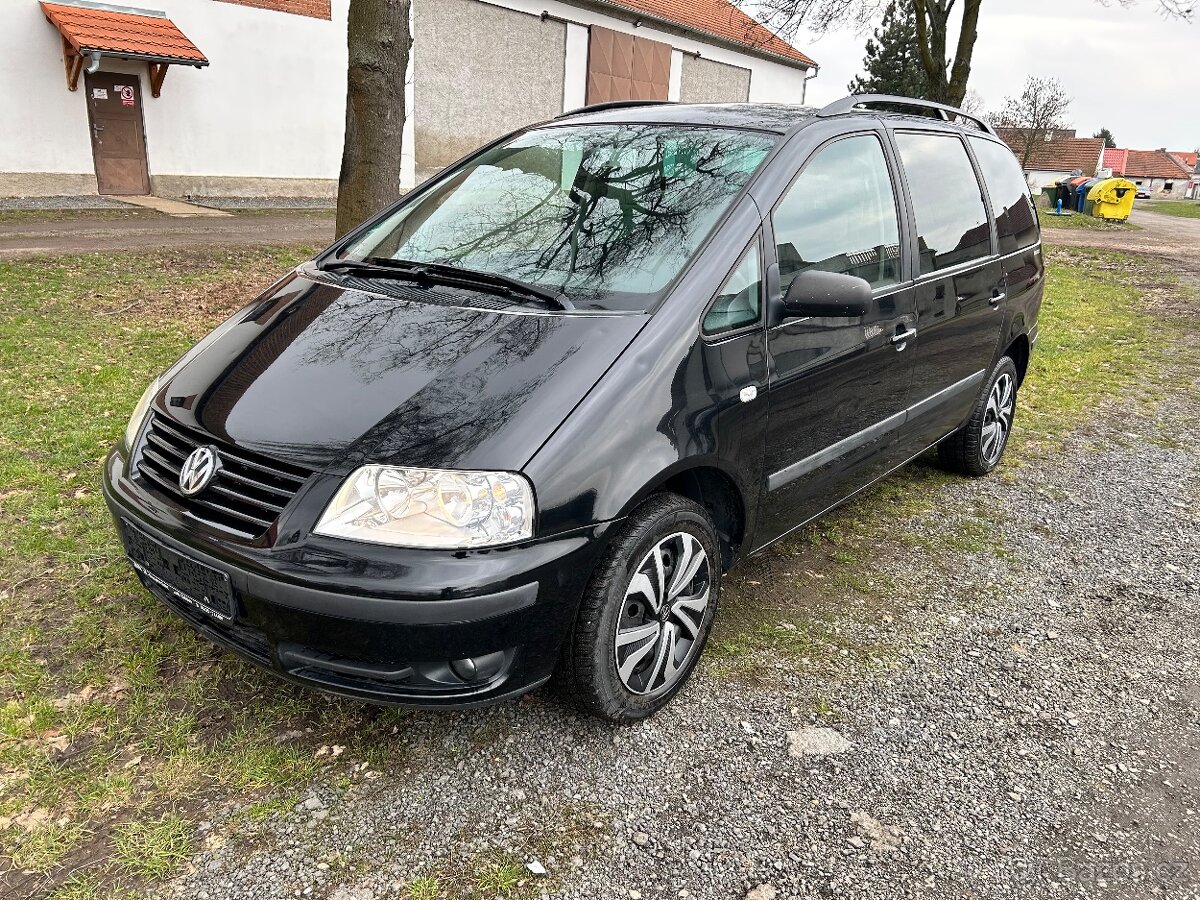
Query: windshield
[{"left": 339, "top": 124, "right": 778, "bottom": 311}]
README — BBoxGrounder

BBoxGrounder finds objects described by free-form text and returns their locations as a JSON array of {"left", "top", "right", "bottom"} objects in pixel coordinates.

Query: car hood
[{"left": 156, "top": 270, "right": 648, "bottom": 473}]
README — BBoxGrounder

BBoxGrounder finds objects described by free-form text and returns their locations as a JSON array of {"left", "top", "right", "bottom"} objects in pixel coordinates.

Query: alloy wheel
[
  {"left": 613, "top": 532, "right": 711, "bottom": 697},
  {"left": 982, "top": 372, "right": 1015, "bottom": 465}
]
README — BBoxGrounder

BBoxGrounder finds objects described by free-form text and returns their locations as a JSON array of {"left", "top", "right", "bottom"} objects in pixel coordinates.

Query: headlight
[
  {"left": 313, "top": 466, "right": 535, "bottom": 549},
  {"left": 123, "top": 378, "right": 159, "bottom": 451}
]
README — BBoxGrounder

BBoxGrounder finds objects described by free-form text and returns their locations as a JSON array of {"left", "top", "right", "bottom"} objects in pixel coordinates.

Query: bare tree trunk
[
  {"left": 912, "top": 0, "right": 981, "bottom": 107},
  {"left": 336, "top": 0, "right": 412, "bottom": 239}
]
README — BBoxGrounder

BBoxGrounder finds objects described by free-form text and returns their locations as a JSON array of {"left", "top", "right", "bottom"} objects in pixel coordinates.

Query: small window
[
  {"left": 969, "top": 137, "right": 1039, "bottom": 253},
  {"left": 895, "top": 132, "right": 991, "bottom": 275},
  {"left": 773, "top": 134, "right": 901, "bottom": 292},
  {"left": 1164, "top": 182, "right": 1174, "bottom": 192},
  {"left": 703, "top": 243, "right": 761, "bottom": 335}
]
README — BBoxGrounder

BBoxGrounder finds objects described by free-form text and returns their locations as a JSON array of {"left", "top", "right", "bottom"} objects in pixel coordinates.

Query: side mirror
[{"left": 783, "top": 269, "right": 873, "bottom": 318}]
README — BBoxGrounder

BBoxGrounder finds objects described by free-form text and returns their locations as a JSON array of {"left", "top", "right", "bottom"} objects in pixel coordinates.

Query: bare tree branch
[{"left": 990, "top": 76, "right": 1072, "bottom": 169}]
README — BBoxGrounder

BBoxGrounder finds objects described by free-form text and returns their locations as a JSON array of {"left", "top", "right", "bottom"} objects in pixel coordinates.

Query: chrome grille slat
[
  {"left": 215, "top": 466, "right": 294, "bottom": 500},
  {"left": 154, "top": 417, "right": 309, "bottom": 482},
  {"left": 207, "top": 481, "right": 285, "bottom": 513},
  {"left": 134, "top": 414, "right": 313, "bottom": 540}
]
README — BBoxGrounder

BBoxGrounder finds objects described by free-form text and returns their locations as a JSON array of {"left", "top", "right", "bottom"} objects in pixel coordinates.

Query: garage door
[{"left": 586, "top": 25, "right": 671, "bottom": 104}]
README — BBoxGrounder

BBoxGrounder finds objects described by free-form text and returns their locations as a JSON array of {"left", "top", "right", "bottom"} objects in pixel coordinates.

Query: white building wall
[
  {"left": 2, "top": 0, "right": 812, "bottom": 196},
  {"left": 480, "top": 0, "right": 811, "bottom": 106},
  {"left": 0, "top": 0, "right": 349, "bottom": 195}
]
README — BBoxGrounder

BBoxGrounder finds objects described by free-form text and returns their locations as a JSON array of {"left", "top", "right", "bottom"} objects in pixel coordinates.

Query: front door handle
[{"left": 892, "top": 327, "right": 917, "bottom": 351}]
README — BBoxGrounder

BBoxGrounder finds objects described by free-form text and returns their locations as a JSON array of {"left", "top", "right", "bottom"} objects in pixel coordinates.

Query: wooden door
[
  {"left": 586, "top": 26, "right": 671, "bottom": 104},
  {"left": 85, "top": 72, "right": 150, "bottom": 196}
]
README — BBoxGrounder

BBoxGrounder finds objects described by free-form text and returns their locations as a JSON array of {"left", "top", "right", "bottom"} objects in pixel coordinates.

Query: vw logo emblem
[{"left": 179, "top": 446, "right": 220, "bottom": 496}]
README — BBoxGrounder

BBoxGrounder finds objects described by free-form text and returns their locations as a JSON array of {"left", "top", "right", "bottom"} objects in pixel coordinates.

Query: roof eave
[
  {"left": 573, "top": 0, "right": 816, "bottom": 72},
  {"left": 75, "top": 46, "right": 208, "bottom": 67}
]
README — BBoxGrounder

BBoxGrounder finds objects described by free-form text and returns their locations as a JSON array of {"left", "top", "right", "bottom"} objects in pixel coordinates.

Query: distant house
[
  {"left": 1102, "top": 148, "right": 1194, "bottom": 198},
  {"left": 994, "top": 127, "right": 1105, "bottom": 191}
]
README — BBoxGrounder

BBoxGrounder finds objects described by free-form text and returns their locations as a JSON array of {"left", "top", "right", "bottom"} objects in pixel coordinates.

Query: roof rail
[
  {"left": 557, "top": 99, "right": 675, "bottom": 118},
  {"left": 817, "top": 93, "right": 996, "bottom": 136}
]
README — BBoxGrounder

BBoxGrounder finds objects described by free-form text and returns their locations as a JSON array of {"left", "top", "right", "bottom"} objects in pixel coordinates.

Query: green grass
[
  {"left": 1139, "top": 199, "right": 1200, "bottom": 218},
  {"left": 0, "top": 242, "right": 1190, "bottom": 895},
  {"left": 1037, "top": 208, "right": 1137, "bottom": 230},
  {"left": 406, "top": 876, "right": 442, "bottom": 900},
  {"left": 0, "top": 247, "right": 421, "bottom": 898},
  {"left": 0, "top": 207, "right": 160, "bottom": 225},
  {"left": 112, "top": 815, "right": 192, "bottom": 879}
]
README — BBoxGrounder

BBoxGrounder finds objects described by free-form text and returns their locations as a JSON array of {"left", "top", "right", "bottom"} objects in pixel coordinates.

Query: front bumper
[{"left": 102, "top": 448, "right": 610, "bottom": 708}]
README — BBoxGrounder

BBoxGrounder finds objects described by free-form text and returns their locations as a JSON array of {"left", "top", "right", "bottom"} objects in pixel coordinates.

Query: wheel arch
[
  {"left": 1004, "top": 332, "right": 1031, "bottom": 385},
  {"left": 621, "top": 462, "right": 750, "bottom": 572}
]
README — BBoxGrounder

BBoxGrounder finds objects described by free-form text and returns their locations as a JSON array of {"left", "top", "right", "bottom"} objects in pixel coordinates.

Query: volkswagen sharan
[{"left": 104, "top": 94, "right": 1043, "bottom": 721}]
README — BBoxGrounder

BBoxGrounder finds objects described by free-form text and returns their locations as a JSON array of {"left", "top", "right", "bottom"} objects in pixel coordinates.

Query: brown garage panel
[{"left": 586, "top": 25, "right": 671, "bottom": 104}]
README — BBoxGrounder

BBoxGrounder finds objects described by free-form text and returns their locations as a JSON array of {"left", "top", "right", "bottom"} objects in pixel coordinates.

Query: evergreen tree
[
  {"left": 1093, "top": 127, "right": 1117, "bottom": 149},
  {"left": 847, "top": 2, "right": 932, "bottom": 99}
]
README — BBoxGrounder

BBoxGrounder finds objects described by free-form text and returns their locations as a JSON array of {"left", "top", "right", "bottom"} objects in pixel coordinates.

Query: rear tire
[
  {"left": 938, "top": 355, "right": 1019, "bottom": 477},
  {"left": 556, "top": 494, "right": 720, "bottom": 723}
]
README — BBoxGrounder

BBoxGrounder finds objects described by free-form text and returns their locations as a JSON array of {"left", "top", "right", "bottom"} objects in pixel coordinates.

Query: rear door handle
[{"left": 990, "top": 290, "right": 1007, "bottom": 307}]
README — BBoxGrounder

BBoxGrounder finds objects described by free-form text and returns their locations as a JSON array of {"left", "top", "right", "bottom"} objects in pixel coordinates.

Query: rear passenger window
[
  {"left": 895, "top": 132, "right": 991, "bottom": 274},
  {"left": 773, "top": 134, "right": 901, "bottom": 291},
  {"left": 969, "top": 137, "right": 1039, "bottom": 253}
]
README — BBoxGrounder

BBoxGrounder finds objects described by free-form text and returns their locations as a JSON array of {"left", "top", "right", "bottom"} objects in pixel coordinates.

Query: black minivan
[{"left": 104, "top": 94, "right": 1043, "bottom": 722}]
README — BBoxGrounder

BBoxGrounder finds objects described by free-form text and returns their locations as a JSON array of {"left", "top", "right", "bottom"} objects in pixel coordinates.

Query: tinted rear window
[
  {"left": 895, "top": 132, "right": 991, "bottom": 275},
  {"left": 969, "top": 137, "right": 1039, "bottom": 254}
]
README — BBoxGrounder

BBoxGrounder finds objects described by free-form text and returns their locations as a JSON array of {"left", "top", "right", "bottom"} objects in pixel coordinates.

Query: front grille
[{"left": 135, "top": 414, "right": 312, "bottom": 539}]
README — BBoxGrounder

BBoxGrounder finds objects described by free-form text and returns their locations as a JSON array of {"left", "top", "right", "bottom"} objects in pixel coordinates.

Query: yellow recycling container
[{"left": 1086, "top": 178, "right": 1137, "bottom": 221}]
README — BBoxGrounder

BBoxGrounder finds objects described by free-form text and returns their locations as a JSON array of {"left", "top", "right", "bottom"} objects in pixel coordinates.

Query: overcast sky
[{"left": 782, "top": 0, "right": 1198, "bottom": 152}]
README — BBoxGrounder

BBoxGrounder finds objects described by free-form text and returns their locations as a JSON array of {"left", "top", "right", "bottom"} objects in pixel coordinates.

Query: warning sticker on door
[
  {"left": 119, "top": 86, "right": 135, "bottom": 106},
  {"left": 91, "top": 88, "right": 108, "bottom": 100}
]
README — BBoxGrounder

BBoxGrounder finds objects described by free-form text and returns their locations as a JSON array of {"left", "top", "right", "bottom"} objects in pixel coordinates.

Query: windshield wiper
[{"left": 318, "top": 257, "right": 573, "bottom": 311}]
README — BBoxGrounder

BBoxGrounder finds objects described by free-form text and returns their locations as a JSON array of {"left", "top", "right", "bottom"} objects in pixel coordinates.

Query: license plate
[{"left": 122, "top": 521, "right": 235, "bottom": 621}]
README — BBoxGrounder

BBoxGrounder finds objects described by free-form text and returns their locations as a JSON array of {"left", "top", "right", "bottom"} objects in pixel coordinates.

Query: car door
[
  {"left": 754, "top": 129, "right": 917, "bottom": 549},
  {"left": 967, "top": 135, "right": 1045, "bottom": 348},
  {"left": 889, "top": 130, "right": 1007, "bottom": 451}
]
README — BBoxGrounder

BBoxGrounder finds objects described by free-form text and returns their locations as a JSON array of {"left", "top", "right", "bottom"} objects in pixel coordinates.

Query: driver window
[
  {"left": 773, "top": 134, "right": 901, "bottom": 291},
  {"left": 703, "top": 243, "right": 762, "bottom": 336}
]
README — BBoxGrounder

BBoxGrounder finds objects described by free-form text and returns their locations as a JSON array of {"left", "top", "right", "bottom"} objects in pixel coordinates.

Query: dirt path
[
  {"left": 0, "top": 211, "right": 334, "bottom": 259},
  {"left": 1048, "top": 208, "right": 1200, "bottom": 279}
]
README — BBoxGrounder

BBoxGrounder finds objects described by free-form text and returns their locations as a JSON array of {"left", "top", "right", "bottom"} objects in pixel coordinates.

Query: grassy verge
[
  {"left": 0, "top": 243, "right": 1189, "bottom": 896},
  {"left": 0, "top": 209, "right": 161, "bottom": 226},
  {"left": 0, "top": 249, "right": 422, "bottom": 899},
  {"left": 1138, "top": 199, "right": 1200, "bottom": 219},
  {"left": 1036, "top": 208, "right": 1138, "bottom": 230}
]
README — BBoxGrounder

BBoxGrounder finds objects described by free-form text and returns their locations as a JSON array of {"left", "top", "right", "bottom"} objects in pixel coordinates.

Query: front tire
[
  {"left": 557, "top": 494, "right": 720, "bottom": 723},
  {"left": 938, "top": 355, "right": 1019, "bottom": 476}
]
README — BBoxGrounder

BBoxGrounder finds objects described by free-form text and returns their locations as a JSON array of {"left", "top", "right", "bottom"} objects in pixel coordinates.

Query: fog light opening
[{"left": 449, "top": 651, "right": 505, "bottom": 683}]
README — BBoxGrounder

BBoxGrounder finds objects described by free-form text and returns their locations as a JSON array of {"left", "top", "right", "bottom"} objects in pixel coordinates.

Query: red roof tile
[
  {"left": 595, "top": 0, "right": 816, "bottom": 68},
  {"left": 41, "top": 1, "right": 208, "bottom": 66},
  {"left": 1169, "top": 150, "right": 1197, "bottom": 170},
  {"left": 1110, "top": 148, "right": 1192, "bottom": 179},
  {"left": 1102, "top": 147, "right": 1128, "bottom": 172},
  {"left": 1001, "top": 134, "right": 1105, "bottom": 175}
]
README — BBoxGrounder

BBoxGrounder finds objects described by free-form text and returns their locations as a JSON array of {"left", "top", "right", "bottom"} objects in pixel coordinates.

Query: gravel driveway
[{"left": 156, "top": 247, "right": 1200, "bottom": 899}]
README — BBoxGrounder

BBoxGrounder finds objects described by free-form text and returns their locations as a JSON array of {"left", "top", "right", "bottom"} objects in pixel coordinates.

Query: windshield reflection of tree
[
  {"left": 368, "top": 127, "right": 771, "bottom": 297},
  {"left": 295, "top": 290, "right": 574, "bottom": 463}
]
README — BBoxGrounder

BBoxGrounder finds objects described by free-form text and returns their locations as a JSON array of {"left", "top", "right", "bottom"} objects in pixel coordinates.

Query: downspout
[
  {"left": 84, "top": 50, "right": 102, "bottom": 74},
  {"left": 802, "top": 64, "right": 819, "bottom": 105}
]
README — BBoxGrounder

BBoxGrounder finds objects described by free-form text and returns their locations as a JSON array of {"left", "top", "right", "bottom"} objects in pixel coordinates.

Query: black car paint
[{"left": 103, "top": 103, "right": 1043, "bottom": 708}]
